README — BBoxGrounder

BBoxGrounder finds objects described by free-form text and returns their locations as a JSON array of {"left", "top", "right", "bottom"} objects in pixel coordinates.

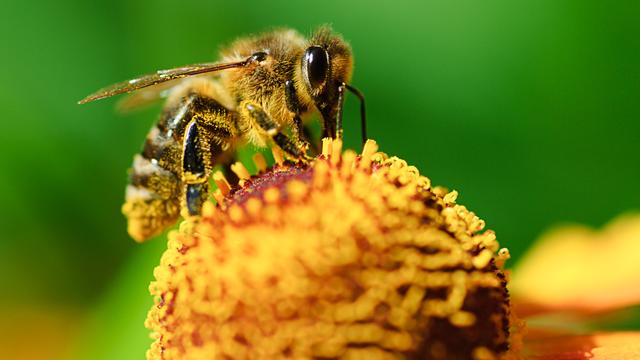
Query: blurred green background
[{"left": 1, "top": 0, "right": 638, "bottom": 358}]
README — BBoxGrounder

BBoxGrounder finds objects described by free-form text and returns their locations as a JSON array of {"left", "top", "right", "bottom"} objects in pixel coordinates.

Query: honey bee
[{"left": 79, "top": 26, "right": 366, "bottom": 242}]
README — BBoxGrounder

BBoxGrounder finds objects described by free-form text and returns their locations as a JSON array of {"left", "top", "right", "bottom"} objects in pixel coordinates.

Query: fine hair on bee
[{"left": 79, "top": 26, "right": 366, "bottom": 241}]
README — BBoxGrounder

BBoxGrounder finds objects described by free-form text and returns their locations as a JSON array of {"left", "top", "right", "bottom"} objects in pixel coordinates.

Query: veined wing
[
  {"left": 78, "top": 59, "right": 250, "bottom": 105},
  {"left": 115, "top": 78, "right": 184, "bottom": 113}
]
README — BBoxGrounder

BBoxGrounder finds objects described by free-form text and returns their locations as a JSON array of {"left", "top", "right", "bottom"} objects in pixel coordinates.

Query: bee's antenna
[{"left": 345, "top": 84, "right": 367, "bottom": 146}]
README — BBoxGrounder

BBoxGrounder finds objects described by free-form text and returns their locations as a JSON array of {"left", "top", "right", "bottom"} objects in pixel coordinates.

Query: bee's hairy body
[
  {"left": 114, "top": 27, "right": 354, "bottom": 241},
  {"left": 123, "top": 80, "right": 238, "bottom": 240}
]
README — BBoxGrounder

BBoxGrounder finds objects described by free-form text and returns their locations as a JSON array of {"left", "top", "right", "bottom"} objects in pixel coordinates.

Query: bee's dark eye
[{"left": 303, "top": 46, "right": 329, "bottom": 89}]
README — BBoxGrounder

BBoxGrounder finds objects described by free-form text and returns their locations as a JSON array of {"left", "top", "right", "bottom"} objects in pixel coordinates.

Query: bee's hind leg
[
  {"left": 181, "top": 120, "right": 210, "bottom": 216},
  {"left": 122, "top": 79, "right": 237, "bottom": 241},
  {"left": 181, "top": 112, "right": 238, "bottom": 218}
]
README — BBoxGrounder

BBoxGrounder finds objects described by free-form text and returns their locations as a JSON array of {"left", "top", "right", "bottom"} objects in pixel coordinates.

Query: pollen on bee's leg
[
  {"left": 122, "top": 195, "right": 180, "bottom": 242},
  {"left": 212, "top": 171, "right": 231, "bottom": 196}
]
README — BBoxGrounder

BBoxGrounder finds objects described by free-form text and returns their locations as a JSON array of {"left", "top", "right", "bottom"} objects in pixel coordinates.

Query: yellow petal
[{"left": 511, "top": 214, "right": 640, "bottom": 315}]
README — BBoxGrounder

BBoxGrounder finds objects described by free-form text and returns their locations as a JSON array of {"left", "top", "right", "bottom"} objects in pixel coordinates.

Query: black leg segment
[
  {"left": 336, "top": 82, "right": 346, "bottom": 139},
  {"left": 183, "top": 120, "right": 206, "bottom": 176},
  {"left": 185, "top": 183, "right": 207, "bottom": 216},
  {"left": 345, "top": 84, "right": 367, "bottom": 146}
]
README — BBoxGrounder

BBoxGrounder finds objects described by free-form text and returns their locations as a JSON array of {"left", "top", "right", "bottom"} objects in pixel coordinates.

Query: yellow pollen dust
[{"left": 145, "top": 139, "right": 510, "bottom": 360}]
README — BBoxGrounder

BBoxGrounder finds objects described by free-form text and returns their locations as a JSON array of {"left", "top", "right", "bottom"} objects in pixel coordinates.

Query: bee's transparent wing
[
  {"left": 78, "top": 60, "right": 249, "bottom": 105},
  {"left": 115, "top": 79, "right": 185, "bottom": 113}
]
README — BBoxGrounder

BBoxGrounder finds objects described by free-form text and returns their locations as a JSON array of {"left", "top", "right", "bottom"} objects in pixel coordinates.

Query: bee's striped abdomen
[
  {"left": 122, "top": 98, "right": 192, "bottom": 242},
  {"left": 122, "top": 149, "right": 182, "bottom": 241},
  {"left": 122, "top": 82, "right": 239, "bottom": 241}
]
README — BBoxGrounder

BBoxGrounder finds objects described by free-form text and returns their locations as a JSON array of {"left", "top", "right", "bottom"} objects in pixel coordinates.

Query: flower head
[{"left": 145, "top": 139, "right": 510, "bottom": 359}]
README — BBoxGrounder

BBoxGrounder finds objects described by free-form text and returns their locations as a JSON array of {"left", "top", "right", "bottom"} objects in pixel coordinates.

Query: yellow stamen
[
  {"left": 252, "top": 153, "right": 267, "bottom": 173},
  {"left": 212, "top": 171, "right": 231, "bottom": 196},
  {"left": 272, "top": 147, "right": 284, "bottom": 165},
  {"left": 230, "top": 162, "right": 251, "bottom": 181},
  {"left": 145, "top": 139, "right": 510, "bottom": 360}
]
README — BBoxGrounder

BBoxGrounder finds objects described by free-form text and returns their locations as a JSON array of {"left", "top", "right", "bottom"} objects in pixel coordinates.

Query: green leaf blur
[{"left": 0, "top": 0, "right": 638, "bottom": 358}]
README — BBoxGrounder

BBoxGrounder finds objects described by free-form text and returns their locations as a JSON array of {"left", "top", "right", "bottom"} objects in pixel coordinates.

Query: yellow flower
[
  {"left": 145, "top": 139, "right": 510, "bottom": 360},
  {"left": 144, "top": 139, "right": 640, "bottom": 359}
]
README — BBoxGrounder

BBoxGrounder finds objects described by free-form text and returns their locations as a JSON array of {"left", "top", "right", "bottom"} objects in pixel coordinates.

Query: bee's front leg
[
  {"left": 285, "top": 80, "right": 314, "bottom": 153},
  {"left": 240, "top": 101, "right": 310, "bottom": 161}
]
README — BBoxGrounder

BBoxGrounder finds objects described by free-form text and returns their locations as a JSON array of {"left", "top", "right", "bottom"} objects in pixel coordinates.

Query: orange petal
[
  {"left": 511, "top": 214, "right": 640, "bottom": 315},
  {"left": 524, "top": 331, "right": 640, "bottom": 360}
]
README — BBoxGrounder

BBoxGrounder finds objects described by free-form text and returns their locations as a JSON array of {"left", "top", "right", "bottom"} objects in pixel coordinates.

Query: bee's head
[
  {"left": 301, "top": 27, "right": 353, "bottom": 97},
  {"left": 300, "top": 26, "right": 354, "bottom": 139}
]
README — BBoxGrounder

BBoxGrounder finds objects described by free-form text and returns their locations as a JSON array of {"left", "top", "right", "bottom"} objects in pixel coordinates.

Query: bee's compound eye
[{"left": 303, "top": 46, "right": 329, "bottom": 89}]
